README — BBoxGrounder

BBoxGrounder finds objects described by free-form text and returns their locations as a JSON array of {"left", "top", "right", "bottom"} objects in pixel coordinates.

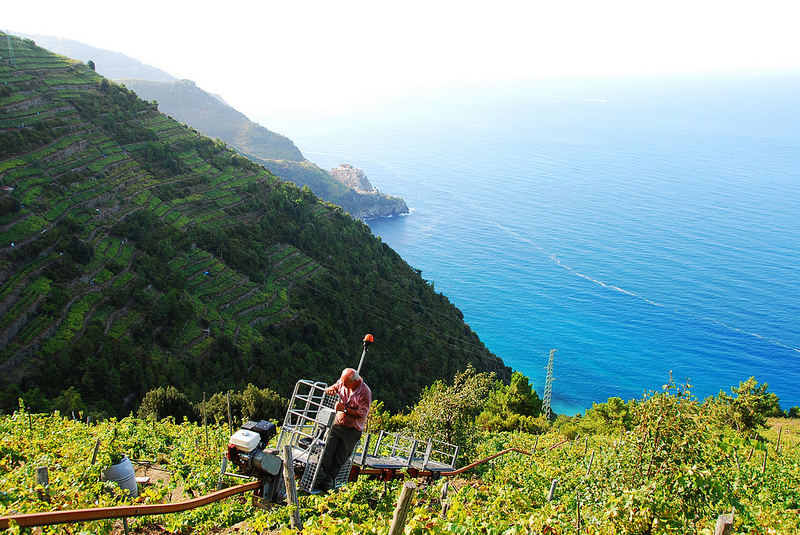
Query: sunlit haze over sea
[{"left": 264, "top": 74, "right": 800, "bottom": 415}]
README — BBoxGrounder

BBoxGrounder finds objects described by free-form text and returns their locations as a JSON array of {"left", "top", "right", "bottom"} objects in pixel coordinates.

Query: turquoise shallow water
[{"left": 265, "top": 73, "right": 800, "bottom": 415}]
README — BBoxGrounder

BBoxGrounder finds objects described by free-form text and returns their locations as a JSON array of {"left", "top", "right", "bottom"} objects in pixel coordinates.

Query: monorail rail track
[{"left": 0, "top": 481, "right": 261, "bottom": 529}]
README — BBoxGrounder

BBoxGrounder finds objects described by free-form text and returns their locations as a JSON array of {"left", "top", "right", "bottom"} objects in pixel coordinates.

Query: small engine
[{"left": 226, "top": 420, "right": 285, "bottom": 506}]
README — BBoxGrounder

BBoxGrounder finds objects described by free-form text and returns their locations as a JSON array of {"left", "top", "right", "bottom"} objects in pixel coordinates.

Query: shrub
[
  {"left": 705, "top": 376, "right": 783, "bottom": 432},
  {"left": 138, "top": 386, "right": 197, "bottom": 422},
  {"left": 203, "top": 384, "right": 287, "bottom": 426},
  {"left": 0, "top": 195, "right": 22, "bottom": 215},
  {"left": 477, "top": 371, "right": 543, "bottom": 432},
  {"left": 404, "top": 365, "right": 495, "bottom": 460},
  {"left": 53, "top": 386, "right": 86, "bottom": 417}
]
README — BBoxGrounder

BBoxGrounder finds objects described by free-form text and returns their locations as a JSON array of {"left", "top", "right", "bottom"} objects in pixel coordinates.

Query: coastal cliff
[
  {"left": 328, "top": 164, "right": 409, "bottom": 219},
  {"left": 259, "top": 160, "right": 409, "bottom": 219},
  {"left": 329, "top": 164, "right": 375, "bottom": 192},
  {"left": 344, "top": 189, "right": 409, "bottom": 219}
]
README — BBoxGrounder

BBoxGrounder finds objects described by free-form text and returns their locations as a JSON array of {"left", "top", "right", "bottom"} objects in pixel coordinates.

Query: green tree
[
  {"left": 241, "top": 384, "right": 287, "bottom": 424},
  {"left": 707, "top": 376, "right": 782, "bottom": 431},
  {"left": 405, "top": 365, "right": 495, "bottom": 460},
  {"left": 578, "top": 396, "right": 632, "bottom": 434},
  {"left": 53, "top": 386, "right": 86, "bottom": 416},
  {"left": 137, "top": 386, "right": 196, "bottom": 422},
  {"left": 204, "top": 385, "right": 288, "bottom": 427},
  {"left": 64, "top": 235, "right": 94, "bottom": 264},
  {"left": 366, "top": 400, "right": 409, "bottom": 433},
  {"left": 476, "top": 371, "right": 546, "bottom": 433},
  {"left": 606, "top": 376, "right": 726, "bottom": 534},
  {"left": 0, "top": 195, "right": 22, "bottom": 216}
]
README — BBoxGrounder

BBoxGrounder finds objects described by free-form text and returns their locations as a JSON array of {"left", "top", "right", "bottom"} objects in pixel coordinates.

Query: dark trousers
[{"left": 319, "top": 423, "right": 361, "bottom": 486}]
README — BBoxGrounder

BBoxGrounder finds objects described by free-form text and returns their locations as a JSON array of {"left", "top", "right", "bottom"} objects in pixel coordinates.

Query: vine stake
[
  {"left": 547, "top": 479, "right": 558, "bottom": 502},
  {"left": 440, "top": 481, "right": 450, "bottom": 519},
  {"left": 227, "top": 392, "right": 232, "bottom": 436},
  {"left": 585, "top": 450, "right": 595, "bottom": 476},
  {"left": 389, "top": 481, "right": 416, "bottom": 535},
  {"left": 35, "top": 466, "right": 49, "bottom": 503},
  {"left": 90, "top": 438, "right": 100, "bottom": 465},
  {"left": 203, "top": 392, "right": 208, "bottom": 451},
  {"left": 714, "top": 507, "right": 735, "bottom": 535},
  {"left": 283, "top": 445, "right": 302, "bottom": 531}
]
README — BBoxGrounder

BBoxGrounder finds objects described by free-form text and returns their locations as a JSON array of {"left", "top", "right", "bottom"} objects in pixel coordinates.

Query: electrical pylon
[
  {"left": 543, "top": 349, "right": 557, "bottom": 420},
  {"left": 6, "top": 33, "right": 17, "bottom": 67}
]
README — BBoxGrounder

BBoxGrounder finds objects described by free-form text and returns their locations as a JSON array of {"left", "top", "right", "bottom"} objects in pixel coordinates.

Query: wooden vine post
[
  {"left": 90, "top": 437, "right": 101, "bottom": 465},
  {"left": 203, "top": 393, "right": 209, "bottom": 451},
  {"left": 227, "top": 392, "right": 233, "bottom": 436},
  {"left": 35, "top": 466, "right": 49, "bottom": 503},
  {"left": 282, "top": 445, "right": 302, "bottom": 531},
  {"left": 547, "top": 479, "right": 558, "bottom": 502},
  {"left": 389, "top": 481, "right": 417, "bottom": 535},
  {"left": 35, "top": 467, "right": 48, "bottom": 486},
  {"left": 440, "top": 481, "right": 450, "bottom": 519},
  {"left": 585, "top": 450, "right": 595, "bottom": 476},
  {"left": 714, "top": 507, "right": 735, "bottom": 535}
]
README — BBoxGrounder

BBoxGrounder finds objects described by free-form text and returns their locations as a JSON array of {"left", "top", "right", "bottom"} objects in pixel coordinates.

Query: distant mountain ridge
[
  {"left": 120, "top": 79, "right": 305, "bottom": 161},
  {"left": 17, "top": 33, "right": 408, "bottom": 220},
  {"left": 16, "top": 33, "right": 177, "bottom": 82}
]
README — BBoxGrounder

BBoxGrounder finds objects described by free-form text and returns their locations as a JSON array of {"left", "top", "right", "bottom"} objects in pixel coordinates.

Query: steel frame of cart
[{"left": 275, "top": 379, "right": 459, "bottom": 493}]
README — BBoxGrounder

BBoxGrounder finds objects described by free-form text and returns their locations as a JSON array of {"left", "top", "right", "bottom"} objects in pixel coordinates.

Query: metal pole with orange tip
[{"left": 356, "top": 334, "right": 373, "bottom": 374}]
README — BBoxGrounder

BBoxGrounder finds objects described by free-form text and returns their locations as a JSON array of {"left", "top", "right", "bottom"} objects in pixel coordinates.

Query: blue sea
[{"left": 263, "top": 73, "right": 800, "bottom": 415}]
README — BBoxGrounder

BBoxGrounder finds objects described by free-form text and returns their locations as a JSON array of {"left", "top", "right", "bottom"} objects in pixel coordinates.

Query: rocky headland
[{"left": 329, "top": 164, "right": 409, "bottom": 219}]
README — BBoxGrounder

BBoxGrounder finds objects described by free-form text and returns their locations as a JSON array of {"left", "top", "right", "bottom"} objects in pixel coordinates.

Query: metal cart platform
[{"left": 275, "top": 379, "right": 459, "bottom": 491}]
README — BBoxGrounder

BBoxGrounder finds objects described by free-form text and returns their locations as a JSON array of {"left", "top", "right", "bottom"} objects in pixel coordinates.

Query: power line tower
[
  {"left": 6, "top": 32, "right": 17, "bottom": 68},
  {"left": 542, "top": 349, "right": 557, "bottom": 420}
]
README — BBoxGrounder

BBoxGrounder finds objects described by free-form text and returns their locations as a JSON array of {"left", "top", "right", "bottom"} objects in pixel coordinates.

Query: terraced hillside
[
  {"left": 0, "top": 33, "right": 509, "bottom": 417},
  {"left": 21, "top": 35, "right": 410, "bottom": 220},
  {"left": 118, "top": 78, "right": 409, "bottom": 219}
]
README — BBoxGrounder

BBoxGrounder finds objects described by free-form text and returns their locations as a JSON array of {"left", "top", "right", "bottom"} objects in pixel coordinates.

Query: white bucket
[{"left": 102, "top": 456, "right": 139, "bottom": 497}]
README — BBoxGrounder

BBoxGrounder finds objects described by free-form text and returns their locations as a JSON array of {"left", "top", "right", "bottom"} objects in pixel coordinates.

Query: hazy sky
[{"left": 5, "top": 0, "right": 799, "bottom": 120}]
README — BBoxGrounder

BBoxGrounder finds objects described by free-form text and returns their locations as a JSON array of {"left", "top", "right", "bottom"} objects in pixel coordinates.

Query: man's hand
[
  {"left": 335, "top": 401, "right": 346, "bottom": 413},
  {"left": 325, "top": 385, "right": 336, "bottom": 396}
]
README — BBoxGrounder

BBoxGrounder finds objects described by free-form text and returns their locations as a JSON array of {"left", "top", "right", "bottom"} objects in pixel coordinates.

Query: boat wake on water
[{"left": 495, "top": 221, "right": 800, "bottom": 355}]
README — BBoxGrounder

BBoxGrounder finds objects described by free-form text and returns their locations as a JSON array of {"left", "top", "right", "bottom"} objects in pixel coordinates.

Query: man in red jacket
[{"left": 315, "top": 368, "right": 372, "bottom": 491}]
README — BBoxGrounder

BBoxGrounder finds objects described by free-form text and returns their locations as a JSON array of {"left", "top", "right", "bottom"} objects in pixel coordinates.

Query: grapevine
[{"left": 2, "top": 387, "right": 800, "bottom": 534}]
